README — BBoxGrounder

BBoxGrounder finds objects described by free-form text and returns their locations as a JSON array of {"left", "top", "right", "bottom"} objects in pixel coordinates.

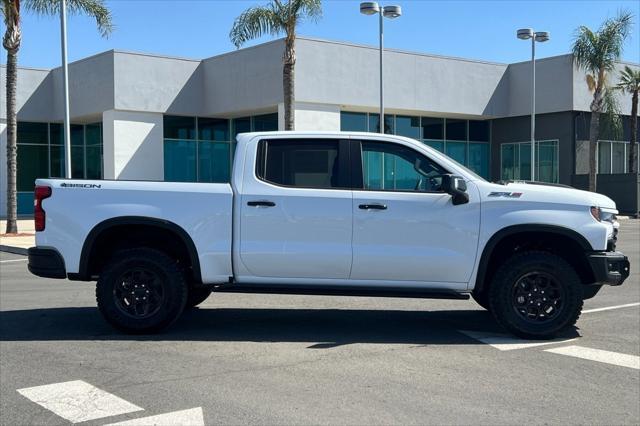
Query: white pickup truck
[{"left": 28, "top": 131, "right": 630, "bottom": 338}]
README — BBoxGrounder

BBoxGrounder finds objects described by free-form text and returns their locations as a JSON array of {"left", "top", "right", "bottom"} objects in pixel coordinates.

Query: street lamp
[
  {"left": 360, "top": 2, "right": 402, "bottom": 134},
  {"left": 517, "top": 28, "right": 550, "bottom": 181}
]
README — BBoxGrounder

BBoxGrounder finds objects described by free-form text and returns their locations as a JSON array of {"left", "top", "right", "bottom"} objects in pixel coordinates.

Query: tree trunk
[
  {"left": 283, "top": 35, "right": 295, "bottom": 131},
  {"left": 629, "top": 90, "right": 638, "bottom": 174},
  {"left": 5, "top": 48, "right": 18, "bottom": 234},
  {"left": 588, "top": 110, "right": 600, "bottom": 192}
]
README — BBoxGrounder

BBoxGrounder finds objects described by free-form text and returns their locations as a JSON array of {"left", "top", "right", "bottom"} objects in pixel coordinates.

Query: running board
[{"left": 211, "top": 284, "right": 470, "bottom": 300}]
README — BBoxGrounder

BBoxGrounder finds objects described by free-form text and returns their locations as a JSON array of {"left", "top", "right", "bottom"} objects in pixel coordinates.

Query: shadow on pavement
[{"left": 0, "top": 307, "right": 580, "bottom": 345}]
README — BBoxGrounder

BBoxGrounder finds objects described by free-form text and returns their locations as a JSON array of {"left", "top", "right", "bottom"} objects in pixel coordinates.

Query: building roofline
[{"left": 201, "top": 38, "right": 284, "bottom": 62}]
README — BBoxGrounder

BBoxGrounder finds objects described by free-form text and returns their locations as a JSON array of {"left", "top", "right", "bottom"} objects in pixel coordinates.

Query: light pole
[
  {"left": 360, "top": 2, "right": 401, "bottom": 134},
  {"left": 517, "top": 28, "right": 549, "bottom": 181},
  {"left": 60, "top": 0, "right": 72, "bottom": 178}
]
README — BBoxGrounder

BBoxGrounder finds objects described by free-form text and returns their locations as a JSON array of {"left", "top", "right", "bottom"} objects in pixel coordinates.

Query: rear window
[{"left": 256, "top": 139, "right": 347, "bottom": 189}]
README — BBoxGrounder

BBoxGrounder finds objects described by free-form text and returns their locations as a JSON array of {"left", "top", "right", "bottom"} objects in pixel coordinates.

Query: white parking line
[
  {"left": 17, "top": 380, "right": 144, "bottom": 423},
  {"left": 582, "top": 302, "right": 640, "bottom": 314},
  {"left": 545, "top": 345, "right": 640, "bottom": 370},
  {"left": 458, "top": 330, "right": 577, "bottom": 351},
  {"left": 0, "top": 259, "right": 28, "bottom": 263},
  {"left": 105, "top": 407, "right": 204, "bottom": 426}
]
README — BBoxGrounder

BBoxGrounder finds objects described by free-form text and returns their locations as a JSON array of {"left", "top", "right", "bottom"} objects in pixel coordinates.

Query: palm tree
[
  {"left": 617, "top": 65, "right": 640, "bottom": 173},
  {"left": 230, "top": 0, "right": 322, "bottom": 131},
  {"left": 572, "top": 10, "right": 633, "bottom": 192},
  {"left": 2, "top": 0, "right": 112, "bottom": 234}
]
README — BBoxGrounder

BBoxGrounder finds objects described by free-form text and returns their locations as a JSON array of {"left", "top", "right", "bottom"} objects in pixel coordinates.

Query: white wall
[
  {"left": 0, "top": 119, "right": 6, "bottom": 217},
  {"left": 102, "top": 110, "right": 164, "bottom": 180},
  {"left": 294, "top": 102, "right": 341, "bottom": 131}
]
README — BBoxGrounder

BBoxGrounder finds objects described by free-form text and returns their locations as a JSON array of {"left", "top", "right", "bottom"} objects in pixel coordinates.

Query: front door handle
[
  {"left": 359, "top": 203, "right": 387, "bottom": 210},
  {"left": 247, "top": 200, "right": 276, "bottom": 207}
]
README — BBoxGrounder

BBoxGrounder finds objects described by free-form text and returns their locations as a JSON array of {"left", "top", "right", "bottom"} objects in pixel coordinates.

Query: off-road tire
[
  {"left": 489, "top": 251, "right": 583, "bottom": 339},
  {"left": 96, "top": 248, "right": 188, "bottom": 333},
  {"left": 186, "top": 286, "right": 212, "bottom": 308}
]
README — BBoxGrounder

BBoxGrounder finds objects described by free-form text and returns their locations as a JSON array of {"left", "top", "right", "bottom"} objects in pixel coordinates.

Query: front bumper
[
  {"left": 587, "top": 251, "right": 630, "bottom": 286},
  {"left": 27, "top": 247, "right": 67, "bottom": 279}
]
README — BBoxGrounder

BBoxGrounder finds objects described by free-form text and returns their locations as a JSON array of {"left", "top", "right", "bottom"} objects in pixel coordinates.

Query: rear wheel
[
  {"left": 186, "top": 286, "right": 212, "bottom": 308},
  {"left": 489, "top": 251, "right": 583, "bottom": 339},
  {"left": 96, "top": 248, "right": 188, "bottom": 333}
]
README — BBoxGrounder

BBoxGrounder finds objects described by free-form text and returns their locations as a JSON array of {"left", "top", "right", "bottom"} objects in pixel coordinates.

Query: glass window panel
[
  {"left": 71, "top": 124, "right": 84, "bottom": 147},
  {"left": 85, "top": 123, "right": 102, "bottom": 146},
  {"left": 252, "top": 113, "right": 278, "bottom": 131},
  {"left": 446, "top": 119, "right": 466, "bottom": 141},
  {"left": 260, "top": 139, "right": 343, "bottom": 188},
  {"left": 598, "top": 142, "right": 611, "bottom": 174},
  {"left": 164, "top": 139, "right": 197, "bottom": 182},
  {"left": 49, "top": 123, "right": 63, "bottom": 145},
  {"left": 519, "top": 143, "right": 532, "bottom": 180},
  {"left": 50, "top": 145, "right": 65, "bottom": 178},
  {"left": 164, "top": 116, "right": 196, "bottom": 140},
  {"left": 17, "top": 122, "right": 48, "bottom": 145},
  {"left": 232, "top": 117, "right": 251, "bottom": 137},
  {"left": 361, "top": 141, "right": 447, "bottom": 192},
  {"left": 537, "top": 141, "right": 558, "bottom": 183},
  {"left": 85, "top": 146, "right": 102, "bottom": 179},
  {"left": 17, "top": 192, "right": 34, "bottom": 215},
  {"left": 362, "top": 150, "right": 383, "bottom": 189},
  {"left": 501, "top": 144, "right": 516, "bottom": 180},
  {"left": 423, "top": 140, "right": 445, "bottom": 152},
  {"left": 198, "top": 142, "right": 231, "bottom": 183},
  {"left": 198, "top": 117, "right": 229, "bottom": 142},
  {"left": 17, "top": 144, "right": 48, "bottom": 191},
  {"left": 611, "top": 142, "right": 626, "bottom": 174},
  {"left": 469, "top": 120, "right": 489, "bottom": 142},
  {"left": 71, "top": 146, "right": 84, "bottom": 178},
  {"left": 468, "top": 142, "right": 490, "bottom": 179},
  {"left": 421, "top": 117, "right": 444, "bottom": 140},
  {"left": 340, "top": 112, "right": 368, "bottom": 132},
  {"left": 369, "top": 113, "right": 394, "bottom": 134},
  {"left": 445, "top": 141, "right": 467, "bottom": 165},
  {"left": 395, "top": 115, "right": 421, "bottom": 139}
]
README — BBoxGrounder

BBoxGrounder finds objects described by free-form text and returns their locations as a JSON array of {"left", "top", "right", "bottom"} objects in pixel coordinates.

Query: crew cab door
[
  {"left": 350, "top": 139, "right": 480, "bottom": 286},
  {"left": 238, "top": 138, "right": 353, "bottom": 280}
]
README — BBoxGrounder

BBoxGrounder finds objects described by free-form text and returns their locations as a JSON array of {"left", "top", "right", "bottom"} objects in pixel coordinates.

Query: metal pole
[
  {"left": 531, "top": 36, "right": 536, "bottom": 181},
  {"left": 379, "top": 9, "right": 384, "bottom": 134},
  {"left": 60, "top": 0, "right": 72, "bottom": 179}
]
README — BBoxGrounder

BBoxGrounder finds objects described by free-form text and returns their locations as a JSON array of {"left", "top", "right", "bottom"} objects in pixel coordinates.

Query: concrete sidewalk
[{"left": 0, "top": 219, "right": 36, "bottom": 255}]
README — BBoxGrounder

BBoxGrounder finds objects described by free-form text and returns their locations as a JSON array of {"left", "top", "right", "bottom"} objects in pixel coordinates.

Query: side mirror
[{"left": 441, "top": 174, "right": 469, "bottom": 205}]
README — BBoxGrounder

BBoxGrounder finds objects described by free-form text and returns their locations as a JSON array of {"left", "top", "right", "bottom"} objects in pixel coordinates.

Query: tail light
[{"left": 34, "top": 185, "right": 52, "bottom": 232}]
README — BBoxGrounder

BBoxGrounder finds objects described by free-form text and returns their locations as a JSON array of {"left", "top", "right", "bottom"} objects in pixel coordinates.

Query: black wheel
[
  {"left": 186, "top": 286, "right": 212, "bottom": 309},
  {"left": 96, "top": 248, "right": 188, "bottom": 333},
  {"left": 472, "top": 290, "right": 491, "bottom": 311},
  {"left": 489, "top": 251, "right": 583, "bottom": 339}
]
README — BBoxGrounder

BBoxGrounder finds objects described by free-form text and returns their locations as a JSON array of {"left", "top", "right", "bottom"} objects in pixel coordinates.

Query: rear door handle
[
  {"left": 359, "top": 203, "right": 387, "bottom": 210},
  {"left": 247, "top": 200, "right": 276, "bottom": 207}
]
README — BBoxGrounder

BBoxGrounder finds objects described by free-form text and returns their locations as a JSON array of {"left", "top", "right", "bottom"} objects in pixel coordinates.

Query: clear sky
[{"left": 7, "top": 0, "right": 640, "bottom": 69}]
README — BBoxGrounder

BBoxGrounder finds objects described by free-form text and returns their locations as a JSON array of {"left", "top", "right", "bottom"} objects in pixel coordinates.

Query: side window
[
  {"left": 361, "top": 141, "right": 447, "bottom": 192},
  {"left": 257, "top": 139, "right": 347, "bottom": 189}
]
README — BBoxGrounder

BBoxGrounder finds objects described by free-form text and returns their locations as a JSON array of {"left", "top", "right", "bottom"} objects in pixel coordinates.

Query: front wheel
[
  {"left": 489, "top": 251, "right": 583, "bottom": 339},
  {"left": 96, "top": 248, "right": 188, "bottom": 333}
]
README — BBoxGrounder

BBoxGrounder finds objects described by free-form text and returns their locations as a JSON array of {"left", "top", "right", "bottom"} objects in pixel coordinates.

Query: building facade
[{"left": 1, "top": 37, "right": 638, "bottom": 215}]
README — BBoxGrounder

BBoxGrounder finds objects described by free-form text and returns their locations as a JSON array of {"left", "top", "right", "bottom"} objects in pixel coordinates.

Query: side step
[{"left": 211, "top": 284, "right": 470, "bottom": 300}]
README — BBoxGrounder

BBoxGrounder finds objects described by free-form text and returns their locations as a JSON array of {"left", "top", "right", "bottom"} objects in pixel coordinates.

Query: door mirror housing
[{"left": 441, "top": 174, "right": 469, "bottom": 205}]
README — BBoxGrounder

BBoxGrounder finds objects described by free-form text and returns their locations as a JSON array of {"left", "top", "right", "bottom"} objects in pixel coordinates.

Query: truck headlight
[{"left": 590, "top": 206, "right": 617, "bottom": 223}]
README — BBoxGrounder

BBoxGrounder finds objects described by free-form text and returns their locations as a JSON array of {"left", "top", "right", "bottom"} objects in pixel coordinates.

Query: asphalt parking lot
[{"left": 1, "top": 221, "right": 638, "bottom": 425}]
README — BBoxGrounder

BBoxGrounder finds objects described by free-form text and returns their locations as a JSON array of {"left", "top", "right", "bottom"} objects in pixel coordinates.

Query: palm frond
[
  {"left": 293, "top": 0, "right": 322, "bottom": 23},
  {"left": 616, "top": 65, "right": 640, "bottom": 93},
  {"left": 600, "top": 87, "right": 623, "bottom": 139},
  {"left": 229, "top": 5, "right": 282, "bottom": 48},
  {"left": 24, "top": 0, "right": 112, "bottom": 37},
  {"left": 586, "top": 74, "right": 597, "bottom": 92}
]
